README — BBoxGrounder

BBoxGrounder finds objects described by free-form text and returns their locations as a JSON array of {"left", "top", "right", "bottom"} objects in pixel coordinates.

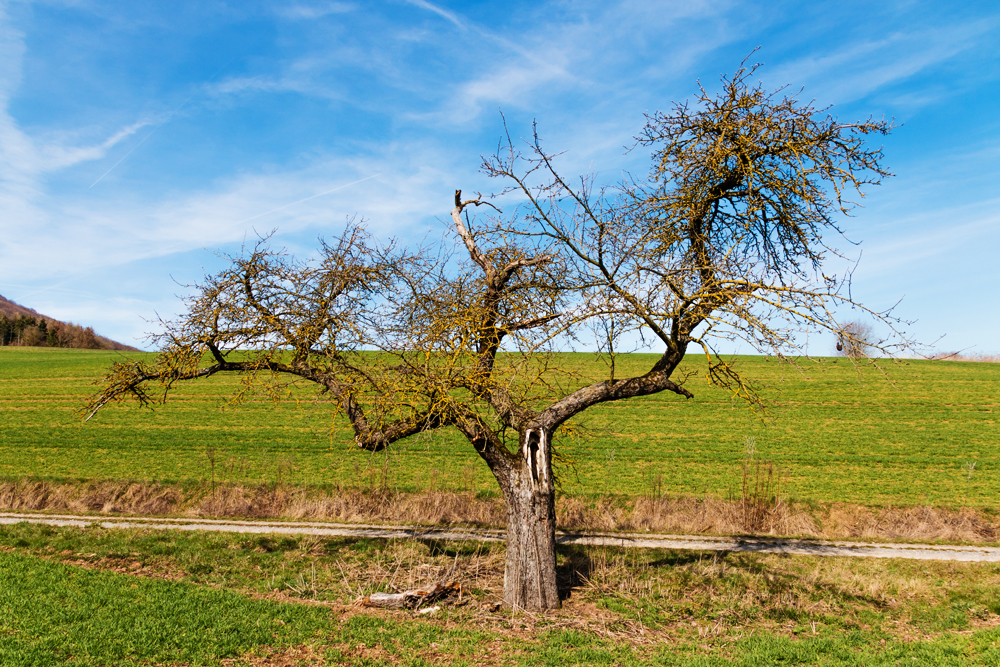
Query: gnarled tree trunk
[{"left": 498, "top": 428, "right": 560, "bottom": 611}]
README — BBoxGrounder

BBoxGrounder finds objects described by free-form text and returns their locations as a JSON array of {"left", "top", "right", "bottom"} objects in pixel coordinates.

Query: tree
[
  {"left": 71, "top": 325, "right": 101, "bottom": 350},
  {"left": 0, "top": 315, "right": 11, "bottom": 346},
  {"left": 20, "top": 325, "right": 46, "bottom": 347},
  {"left": 83, "top": 63, "right": 905, "bottom": 611},
  {"left": 836, "top": 320, "right": 876, "bottom": 358}
]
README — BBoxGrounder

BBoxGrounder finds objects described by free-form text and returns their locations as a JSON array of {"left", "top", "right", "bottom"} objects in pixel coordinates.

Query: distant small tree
[
  {"left": 72, "top": 326, "right": 101, "bottom": 350},
  {"left": 52, "top": 322, "right": 74, "bottom": 348},
  {"left": 84, "top": 61, "right": 907, "bottom": 611},
  {"left": 20, "top": 326, "right": 46, "bottom": 347},
  {"left": 836, "top": 320, "right": 876, "bottom": 358}
]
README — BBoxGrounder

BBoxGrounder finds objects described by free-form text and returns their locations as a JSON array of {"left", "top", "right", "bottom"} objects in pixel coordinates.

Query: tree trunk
[{"left": 499, "top": 428, "right": 560, "bottom": 611}]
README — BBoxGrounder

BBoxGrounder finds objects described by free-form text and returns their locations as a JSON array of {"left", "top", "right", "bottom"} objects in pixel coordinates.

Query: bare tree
[
  {"left": 836, "top": 320, "right": 876, "bottom": 358},
  {"left": 83, "top": 62, "right": 906, "bottom": 611}
]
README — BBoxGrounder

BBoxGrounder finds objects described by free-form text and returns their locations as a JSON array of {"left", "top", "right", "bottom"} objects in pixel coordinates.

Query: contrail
[
  {"left": 89, "top": 129, "right": 159, "bottom": 188},
  {"left": 13, "top": 278, "right": 87, "bottom": 302},
  {"left": 90, "top": 60, "right": 234, "bottom": 189},
  {"left": 89, "top": 94, "right": 197, "bottom": 189},
  {"left": 236, "top": 173, "right": 382, "bottom": 225}
]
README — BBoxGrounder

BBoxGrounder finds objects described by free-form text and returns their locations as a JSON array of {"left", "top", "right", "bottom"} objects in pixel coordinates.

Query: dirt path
[{"left": 3, "top": 511, "right": 1000, "bottom": 562}]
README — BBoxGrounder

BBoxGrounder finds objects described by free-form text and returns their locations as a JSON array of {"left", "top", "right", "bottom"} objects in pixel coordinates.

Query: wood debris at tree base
[{"left": 355, "top": 581, "right": 463, "bottom": 609}]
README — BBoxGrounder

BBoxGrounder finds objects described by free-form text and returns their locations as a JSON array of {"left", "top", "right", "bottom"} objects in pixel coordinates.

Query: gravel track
[{"left": 3, "top": 511, "right": 1000, "bottom": 562}]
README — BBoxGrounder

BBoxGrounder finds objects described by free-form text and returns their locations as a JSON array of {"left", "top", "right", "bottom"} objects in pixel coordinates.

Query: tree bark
[{"left": 499, "top": 428, "right": 560, "bottom": 611}]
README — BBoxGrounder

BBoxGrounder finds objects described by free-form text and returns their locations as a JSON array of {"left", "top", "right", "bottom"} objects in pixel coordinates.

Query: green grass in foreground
[
  {"left": 2, "top": 523, "right": 1000, "bottom": 665},
  {"left": 0, "top": 551, "right": 327, "bottom": 665},
  {"left": 1, "top": 347, "right": 998, "bottom": 506}
]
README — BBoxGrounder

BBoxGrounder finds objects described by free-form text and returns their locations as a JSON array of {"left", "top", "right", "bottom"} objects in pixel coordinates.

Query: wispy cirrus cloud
[
  {"left": 275, "top": 2, "right": 355, "bottom": 20},
  {"left": 404, "top": 0, "right": 730, "bottom": 127},
  {"left": 763, "top": 17, "right": 999, "bottom": 105},
  {"left": 0, "top": 15, "right": 156, "bottom": 242},
  {"left": 403, "top": 0, "right": 463, "bottom": 29},
  {"left": 211, "top": 0, "right": 729, "bottom": 131},
  {"left": 0, "top": 8, "right": 161, "bottom": 181},
  {"left": 3, "top": 135, "right": 471, "bottom": 283},
  {"left": 851, "top": 204, "right": 1000, "bottom": 280}
]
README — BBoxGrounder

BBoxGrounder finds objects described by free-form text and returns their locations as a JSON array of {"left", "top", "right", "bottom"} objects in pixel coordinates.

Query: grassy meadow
[{"left": 0, "top": 346, "right": 997, "bottom": 508}]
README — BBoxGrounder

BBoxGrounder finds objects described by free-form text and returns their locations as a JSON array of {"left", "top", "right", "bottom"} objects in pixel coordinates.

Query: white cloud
[
  {"left": 1, "top": 137, "right": 471, "bottom": 281},
  {"left": 764, "top": 18, "right": 999, "bottom": 105},
  {"left": 0, "top": 134, "right": 478, "bottom": 347},
  {"left": 403, "top": 0, "right": 463, "bottom": 29},
  {"left": 409, "top": 1, "right": 731, "bottom": 127},
  {"left": 449, "top": 61, "right": 574, "bottom": 124},
  {"left": 209, "top": 0, "right": 731, "bottom": 130},
  {"left": 276, "top": 2, "right": 355, "bottom": 20},
  {"left": 854, "top": 205, "right": 1000, "bottom": 279},
  {"left": 0, "top": 13, "right": 161, "bottom": 241}
]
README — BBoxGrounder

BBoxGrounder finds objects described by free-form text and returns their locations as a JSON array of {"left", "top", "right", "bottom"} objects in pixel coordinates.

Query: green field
[{"left": 1, "top": 346, "right": 997, "bottom": 506}]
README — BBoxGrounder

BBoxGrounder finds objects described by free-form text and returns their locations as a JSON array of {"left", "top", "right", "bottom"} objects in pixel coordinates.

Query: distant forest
[
  {"left": 0, "top": 295, "right": 138, "bottom": 351},
  {"left": 0, "top": 315, "right": 107, "bottom": 349}
]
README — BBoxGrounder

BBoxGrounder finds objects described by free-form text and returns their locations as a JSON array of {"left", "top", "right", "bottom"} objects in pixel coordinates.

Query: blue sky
[{"left": 1, "top": 0, "right": 997, "bottom": 355}]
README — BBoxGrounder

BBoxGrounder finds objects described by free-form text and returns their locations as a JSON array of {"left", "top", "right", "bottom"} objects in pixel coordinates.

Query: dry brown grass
[
  {"left": 2, "top": 479, "right": 998, "bottom": 544},
  {"left": 557, "top": 494, "right": 816, "bottom": 537},
  {"left": 927, "top": 352, "right": 1000, "bottom": 363},
  {"left": 0, "top": 480, "right": 184, "bottom": 515},
  {"left": 822, "top": 503, "right": 1000, "bottom": 542}
]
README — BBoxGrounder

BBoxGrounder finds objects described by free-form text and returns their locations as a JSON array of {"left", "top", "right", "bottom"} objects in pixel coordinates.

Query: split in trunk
[{"left": 497, "top": 428, "right": 560, "bottom": 610}]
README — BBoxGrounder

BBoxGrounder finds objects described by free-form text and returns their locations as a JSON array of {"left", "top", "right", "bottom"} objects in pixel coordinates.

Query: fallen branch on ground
[{"left": 355, "top": 581, "right": 462, "bottom": 609}]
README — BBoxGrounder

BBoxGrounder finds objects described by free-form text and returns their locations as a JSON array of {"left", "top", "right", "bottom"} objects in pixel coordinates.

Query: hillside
[{"left": 0, "top": 294, "right": 139, "bottom": 351}]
